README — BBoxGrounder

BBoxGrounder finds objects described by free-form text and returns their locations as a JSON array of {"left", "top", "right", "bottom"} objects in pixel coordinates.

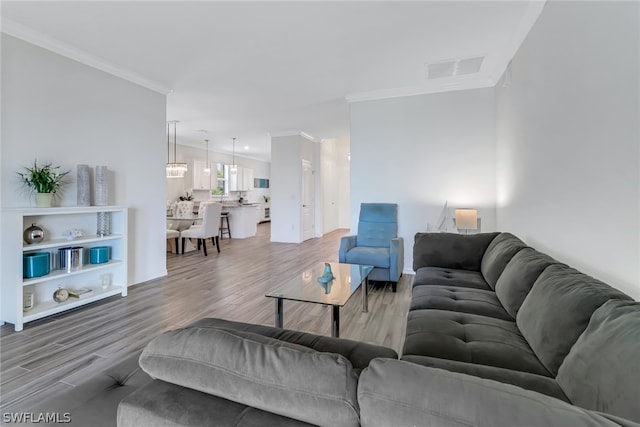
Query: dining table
[{"left": 166, "top": 215, "right": 201, "bottom": 253}]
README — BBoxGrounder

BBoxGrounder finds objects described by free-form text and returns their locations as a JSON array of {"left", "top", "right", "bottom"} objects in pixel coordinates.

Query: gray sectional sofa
[{"left": 32, "top": 232, "right": 640, "bottom": 426}]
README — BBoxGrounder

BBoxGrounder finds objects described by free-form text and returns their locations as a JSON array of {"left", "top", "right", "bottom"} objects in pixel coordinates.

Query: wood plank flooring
[{"left": 0, "top": 224, "right": 412, "bottom": 413}]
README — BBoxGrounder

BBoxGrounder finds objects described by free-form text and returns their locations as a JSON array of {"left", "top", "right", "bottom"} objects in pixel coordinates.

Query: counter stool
[{"left": 220, "top": 212, "right": 231, "bottom": 239}]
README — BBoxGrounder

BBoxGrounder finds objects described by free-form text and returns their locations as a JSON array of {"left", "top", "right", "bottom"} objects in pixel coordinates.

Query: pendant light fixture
[
  {"left": 166, "top": 120, "right": 188, "bottom": 178},
  {"left": 230, "top": 137, "right": 238, "bottom": 176},
  {"left": 203, "top": 139, "right": 211, "bottom": 176}
]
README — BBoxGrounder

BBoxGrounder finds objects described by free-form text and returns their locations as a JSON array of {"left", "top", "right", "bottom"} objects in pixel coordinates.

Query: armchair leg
[
  {"left": 202, "top": 239, "right": 208, "bottom": 256},
  {"left": 212, "top": 236, "right": 220, "bottom": 253},
  {"left": 181, "top": 238, "right": 186, "bottom": 255},
  {"left": 174, "top": 237, "right": 179, "bottom": 254},
  {"left": 392, "top": 282, "right": 397, "bottom": 293}
]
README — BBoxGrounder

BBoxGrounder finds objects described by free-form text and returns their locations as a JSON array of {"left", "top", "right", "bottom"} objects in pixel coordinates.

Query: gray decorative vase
[
  {"left": 97, "top": 212, "right": 111, "bottom": 237},
  {"left": 77, "top": 164, "right": 91, "bottom": 206},
  {"left": 94, "top": 165, "right": 108, "bottom": 206}
]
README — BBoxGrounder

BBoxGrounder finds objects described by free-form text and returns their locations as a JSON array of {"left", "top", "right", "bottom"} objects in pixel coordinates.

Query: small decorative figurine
[
  {"left": 317, "top": 263, "right": 335, "bottom": 285},
  {"left": 63, "top": 228, "right": 84, "bottom": 240},
  {"left": 53, "top": 287, "right": 70, "bottom": 303}
]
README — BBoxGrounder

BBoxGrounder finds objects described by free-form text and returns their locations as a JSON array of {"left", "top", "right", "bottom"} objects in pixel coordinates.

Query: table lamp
[{"left": 455, "top": 209, "right": 478, "bottom": 234}]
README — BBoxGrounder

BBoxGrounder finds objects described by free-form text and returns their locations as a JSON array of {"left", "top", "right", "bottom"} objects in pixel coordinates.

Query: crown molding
[
  {"left": 1, "top": 18, "right": 172, "bottom": 95},
  {"left": 345, "top": 75, "right": 495, "bottom": 103},
  {"left": 269, "top": 130, "right": 318, "bottom": 142}
]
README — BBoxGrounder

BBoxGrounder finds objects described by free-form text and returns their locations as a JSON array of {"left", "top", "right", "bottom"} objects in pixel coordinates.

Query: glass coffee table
[{"left": 265, "top": 262, "right": 374, "bottom": 337}]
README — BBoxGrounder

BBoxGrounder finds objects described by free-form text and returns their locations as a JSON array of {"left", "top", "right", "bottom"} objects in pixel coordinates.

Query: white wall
[
  {"left": 350, "top": 88, "right": 497, "bottom": 272},
  {"left": 270, "top": 135, "right": 303, "bottom": 243},
  {"left": 270, "top": 134, "right": 320, "bottom": 243},
  {"left": 1, "top": 35, "right": 167, "bottom": 284},
  {"left": 495, "top": 1, "right": 640, "bottom": 299}
]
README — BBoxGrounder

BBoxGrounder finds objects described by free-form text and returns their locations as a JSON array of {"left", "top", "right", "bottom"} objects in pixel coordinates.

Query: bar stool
[{"left": 219, "top": 212, "right": 231, "bottom": 239}]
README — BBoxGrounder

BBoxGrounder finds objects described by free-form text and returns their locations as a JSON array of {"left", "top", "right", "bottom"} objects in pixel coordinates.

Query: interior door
[{"left": 301, "top": 160, "right": 315, "bottom": 241}]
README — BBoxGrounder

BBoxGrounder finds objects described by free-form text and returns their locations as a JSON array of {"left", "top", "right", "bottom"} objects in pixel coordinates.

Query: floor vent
[{"left": 427, "top": 56, "right": 484, "bottom": 79}]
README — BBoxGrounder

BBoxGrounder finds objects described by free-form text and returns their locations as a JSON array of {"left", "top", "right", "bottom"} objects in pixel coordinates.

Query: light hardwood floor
[{"left": 0, "top": 223, "right": 412, "bottom": 412}]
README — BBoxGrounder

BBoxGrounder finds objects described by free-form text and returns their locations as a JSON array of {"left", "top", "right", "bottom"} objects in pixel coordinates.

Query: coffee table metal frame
[{"left": 265, "top": 262, "right": 373, "bottom": 337}]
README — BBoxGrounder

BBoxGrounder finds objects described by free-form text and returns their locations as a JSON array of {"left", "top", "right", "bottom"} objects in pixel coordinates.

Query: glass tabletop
[{"left": 265, "top": 262, "right": 374, "bottom": 307}]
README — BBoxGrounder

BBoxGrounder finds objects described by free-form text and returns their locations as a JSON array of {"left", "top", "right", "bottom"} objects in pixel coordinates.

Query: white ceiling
[{"left": 1, "top": 1, "right": 544, "bottom": 162}]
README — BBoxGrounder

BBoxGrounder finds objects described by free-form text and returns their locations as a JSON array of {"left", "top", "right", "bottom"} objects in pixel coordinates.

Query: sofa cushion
[
  {"left": 139, "top": 326, "right": 360, "bottom": 427},
  {"left": 480, "top": 233, "right": 527, "bottom": 289},
  {"left": 187, "top": 317, "right": 398, "bottom": 375},
  {"left": 358, "top": 359, "right": 634, "bottom": 427},
  {"left": 401, "top": 354, "right": 568, "bottom": 402},
  {"left": 29, "top": 351, "right": 152, "bottom": 427},
  {"left": 413, "top": 267, "right": 491, "bottom": 290},
  {"left": 494, "top": 248, "right": 558, "bottom": 318},
  {"left": 556, "top": 300, "right": 640, "bottom": 423},
  {"left": 403, "top": 309, "right": 550, "bottom": 376},
  {"left": 410, "top": 285, "right": 511, "bottom": 320},
  {"left": 517, "top": 265, "right": 633, "bottom": 375},
  {"left": 413, "top": 232, "right": 499, "bottom": 272},
  {"left": 344, "top": 246, "right": 390, "bottom": 268},
  {"left": 118, "top": 379, "right": 314, "bottom": 427}
]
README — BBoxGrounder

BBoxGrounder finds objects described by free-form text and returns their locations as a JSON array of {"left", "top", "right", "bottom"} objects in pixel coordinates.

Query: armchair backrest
[{"left": 356, "top": 203, "right": 398, "bottom": 248}]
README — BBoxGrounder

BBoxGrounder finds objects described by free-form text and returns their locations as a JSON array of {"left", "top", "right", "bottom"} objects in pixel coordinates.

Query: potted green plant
[
  {"left": 17, "top": 160, "right": 70, "bottom": 207},
  {"left": 178, "top": 191, "right": 194, "bottom": 201}
]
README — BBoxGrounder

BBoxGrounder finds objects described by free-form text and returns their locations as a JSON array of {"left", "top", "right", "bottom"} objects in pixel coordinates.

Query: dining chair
[
  {"left": 175, "top": 201, "right": 195, "bottom": 218},
  {"left": 181, "top": 202, "right": 222, "bottom": 256}
]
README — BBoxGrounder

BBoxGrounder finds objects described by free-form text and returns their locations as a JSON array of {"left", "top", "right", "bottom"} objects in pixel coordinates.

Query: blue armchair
[{"left": 339, "top": 203, "right": 404, "bottom": 292}]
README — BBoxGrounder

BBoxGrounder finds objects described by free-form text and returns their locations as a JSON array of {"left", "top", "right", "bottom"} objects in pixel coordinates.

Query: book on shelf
[{"left": 68, "top": 287, "right": 94, "bottom": 299}]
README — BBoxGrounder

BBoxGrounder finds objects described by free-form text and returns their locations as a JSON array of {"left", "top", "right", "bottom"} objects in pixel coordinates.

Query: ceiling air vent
[{"left": 427, "top": 56, "right": 484, "bottom": 79}]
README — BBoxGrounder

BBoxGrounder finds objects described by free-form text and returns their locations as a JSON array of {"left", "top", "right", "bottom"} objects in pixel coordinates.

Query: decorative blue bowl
[
  {"left": 89, "top": 246, "right": 110, "bottom": 264},
  {"left": 23, "top": 252, "right": 50, "bottom": 278}
]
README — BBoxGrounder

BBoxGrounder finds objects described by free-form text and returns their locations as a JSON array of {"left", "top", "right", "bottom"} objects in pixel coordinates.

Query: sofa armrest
[
  {"left": 390, "top": 237, "right": 404, "bottom": 281},
  {"left": 339, "top": 235, "right": 357, "bottom": 263},
  {"left": 358, "top": 359, "right": 636, "bottom": 427}
]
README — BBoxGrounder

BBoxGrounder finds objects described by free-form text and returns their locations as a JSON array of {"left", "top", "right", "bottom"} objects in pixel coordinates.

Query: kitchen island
[{"left": 222, "top": 204, "right": 260, "bottom": 239}]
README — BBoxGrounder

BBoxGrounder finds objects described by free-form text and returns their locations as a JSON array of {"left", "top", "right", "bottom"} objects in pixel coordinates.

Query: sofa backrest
[
  {"left": 517, "top": 265, "right": 632, "bottom": 375},
  {"left": 556, "top": 300, "right": 640, "bottom": 423},
  {"left": 356, "top": 203, "right": 398, "bottom": 248},
  {"left": 413, "top": 232, "right": 499, "bottom": 272},
  {"left": 480, "top": 233, "right": 528, "bottom": 289},
  {"left": 494, "top": 248, "right": 559, "bottom": 318},
  {"left": 140, "top": 326, "right": 361, "bottom": 427}
]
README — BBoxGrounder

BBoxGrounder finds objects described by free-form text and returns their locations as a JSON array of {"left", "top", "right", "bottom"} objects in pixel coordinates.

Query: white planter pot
[{"left": 35, "top": 192, "right": 54, "bottom": 208}]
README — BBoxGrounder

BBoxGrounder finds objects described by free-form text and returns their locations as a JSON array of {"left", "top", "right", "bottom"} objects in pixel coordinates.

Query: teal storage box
[
  {"left": 90, "top": 246, "right": 110, "bottom": 264},
  {"left": 23, "top": 252, "right": 50, "bottom": 278}
]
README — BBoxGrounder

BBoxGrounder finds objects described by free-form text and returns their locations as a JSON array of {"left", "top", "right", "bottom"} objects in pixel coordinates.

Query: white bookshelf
[{"left": 1, "top": 206, "right": 128, "bottom": 331}]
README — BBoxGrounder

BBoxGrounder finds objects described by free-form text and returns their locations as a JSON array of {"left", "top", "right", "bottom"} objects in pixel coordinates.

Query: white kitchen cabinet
[
  {"left": 193, "top": 160, "right": 212, "bottom": 190},
  {"left": 226, "top": 165, "right": 254, "bottom": 191},
  {"left": 243, "top": 167, "right": 254, "bottom": 190},
  {"left": 1, "top": 206, "right": 128, "bottom": 331}
]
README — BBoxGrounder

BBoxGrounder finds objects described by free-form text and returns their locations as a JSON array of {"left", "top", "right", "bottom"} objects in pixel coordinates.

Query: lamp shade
[{"left": 455, "top": 209, "right": 478, "bottom": 230}]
